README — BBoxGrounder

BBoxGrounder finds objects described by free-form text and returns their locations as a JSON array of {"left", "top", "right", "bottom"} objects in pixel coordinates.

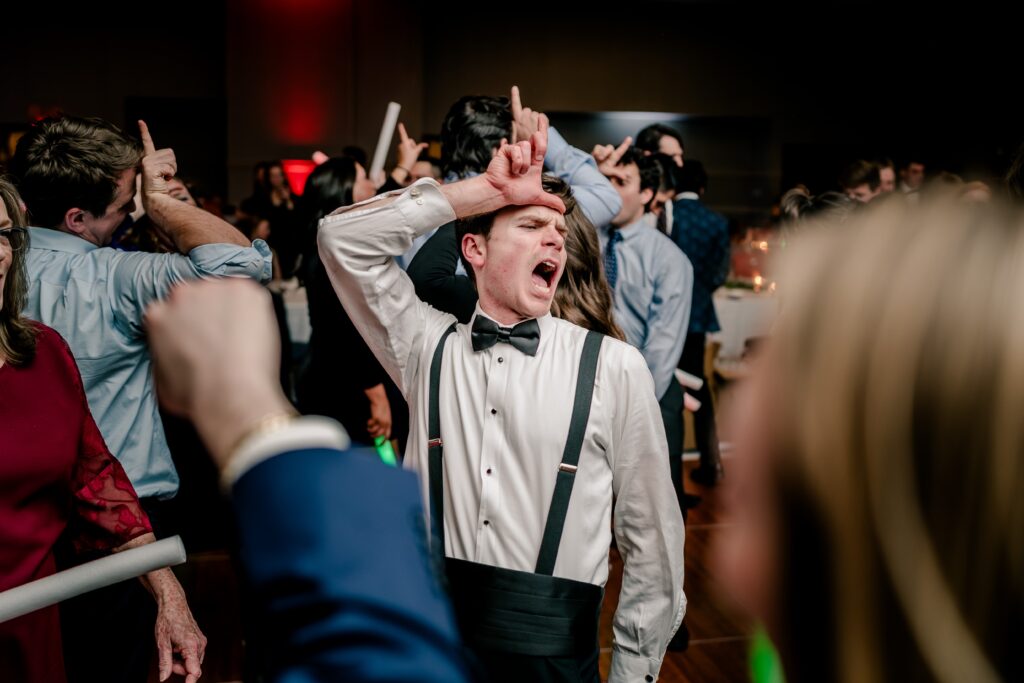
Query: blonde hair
[{"left": 764, "top": 197, "right": 1021, "bottom": 682}]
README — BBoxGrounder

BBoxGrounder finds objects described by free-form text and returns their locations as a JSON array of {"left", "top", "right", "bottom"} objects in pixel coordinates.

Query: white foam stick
[
  {"left": 0, "top": 536, "right": 186, "bottom": 623},
  {"left": 675, "top": 368, "right": 704, "bottom": 391},
  {"left": 684, "top": 393, "right": 702, "bottom": 412},
  {"left": 369, "top": 102, "right": 402, "bottom": 180}
]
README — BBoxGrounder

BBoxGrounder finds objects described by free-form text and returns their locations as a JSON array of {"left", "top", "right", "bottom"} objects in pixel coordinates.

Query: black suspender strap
[
  {"left": 426, "top": 324, "right": 604, "bottom": 576},
  {"left": 428, "top": 324, "right": 457, "bottom": 554},
  {"left": 534, "top": 330, "right": 604, "bottom": 576}
]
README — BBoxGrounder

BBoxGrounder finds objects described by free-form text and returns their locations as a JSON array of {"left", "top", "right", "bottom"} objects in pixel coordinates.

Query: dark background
[{"left": 5, "top": 1, "right": 1019, "bottom": 224}]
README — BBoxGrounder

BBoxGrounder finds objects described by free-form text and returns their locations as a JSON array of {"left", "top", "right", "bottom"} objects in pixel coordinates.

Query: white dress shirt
[{"left": 317, "top": 179, "right": 685, "bottom": 681}]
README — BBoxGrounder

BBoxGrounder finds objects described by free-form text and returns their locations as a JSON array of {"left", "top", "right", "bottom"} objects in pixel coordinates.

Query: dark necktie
[
  {"left": 604, "top": 229, "right": 623, "bottom": 290},
  {"left": 471, "top": 316, "right": 541, "bottom": 356}
]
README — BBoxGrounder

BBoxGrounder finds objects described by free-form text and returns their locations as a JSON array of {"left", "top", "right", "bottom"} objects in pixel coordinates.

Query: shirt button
[
  {"left": 490, "top": 408, "right": 497, "bottom": 415},
  {"left": 483, "top": 520, "right": 490, "bottom": 526},
  {"left": 416, "top": 198, "right": 424, "bottom": 205},
  {"left": 410, "top": 187, "right": 422, "bottom": 198},
  {"left": 486, "top": 468, "right": 492, "bottom": 475},
  {"left": 497, "top": 357, "right": 504, "bottom": 363},
  {"left": 645, "top": 677, "right": 654, "bottom": 682}
]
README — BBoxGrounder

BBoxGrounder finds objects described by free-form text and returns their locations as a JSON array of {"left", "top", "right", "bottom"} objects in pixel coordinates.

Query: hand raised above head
[
  {"left": 145, "top": 279, "right": 290, "bottom": 468},
  {"left": 510, "top": 85, "right": 548, "bottom": 147},
  {"left": 440, "top": 116, "right": 565, "bottom": 218},
  {"left": 593, "top": 136, "right": 632, "bottom": 181},
  {"left": 482, "top": 116, "right": 565, "bottom": 215},
  {"left": 396, "top": 122, "right": 429, "bottom": 172},
  {"left": 138, "top": 120, "right": 178, "bottom": 201}
]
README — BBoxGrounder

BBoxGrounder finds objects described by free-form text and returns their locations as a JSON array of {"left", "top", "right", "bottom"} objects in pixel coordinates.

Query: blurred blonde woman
[{"left": 721, "top": 196, "right": 1022, "bottom": 683}]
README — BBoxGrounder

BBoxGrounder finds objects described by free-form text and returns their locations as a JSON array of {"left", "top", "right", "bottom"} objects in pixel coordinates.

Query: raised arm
[
  {"left": 316, "top": 122, "right": 564, "bottom": 391},
  {"left": 510, "top": 85, "right": 622, "bottom": 226},
  {"left": 137, "top": 121, "right": 250, "bottom": 252}
]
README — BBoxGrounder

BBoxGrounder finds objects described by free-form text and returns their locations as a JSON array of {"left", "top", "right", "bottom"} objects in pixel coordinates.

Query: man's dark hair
[
  {"left": 677, "top": 160, "right": 709, "bottom": 195},
  {"left": 651, "top": 153, "right": 683, "bottom": 194},
  {"left": 635, "top": 123, "right": 684, "bottom": 155},
  {"left": 455, "top": 175, "right": 576, "bottom": 282},
  {"left": 839, "top": 160, "right": 881, "bottom": 191},
  {"left": 342, "top": 146, "right": 368, "bottom": 169},
  {"left": 875, "top": 157, "right": 895, "bottom": 171},
  {"left": 899, "top": 157, "right": 925, "bottom": 171},
  {"left": 618, "top": 148, "right": 661, "bottom": 208},
  {"left": 440, "top": 96, "right": 513, "bottom": 179},
  {"left": 9, "top": 116, "right": 143, "bottom": 228}
]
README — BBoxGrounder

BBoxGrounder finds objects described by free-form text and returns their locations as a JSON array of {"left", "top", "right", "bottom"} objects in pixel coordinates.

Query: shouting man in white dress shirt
[{"left": 317, "top": 118, "right": 685, "bottom": 683}]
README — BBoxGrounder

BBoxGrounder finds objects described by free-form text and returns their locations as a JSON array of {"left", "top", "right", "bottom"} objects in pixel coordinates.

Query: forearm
[
  {"left": 644, "top": 336, "right": 686, "bottom": 401},
  {"left": 115, "top": 532, "right": 187, "bottom": 606},
  {"left": 609, "top": 354, "right": 687, "bottom": 680},
  {"left": 363, "top": 382, "right": 388, "bottom": 407},
  {"left": 610, "top": 474, "right": 686, "bottom": 681},
  {"left": 643, "top": 293, "right": 690, "bottom": 399},
  {"left": 438, "top": 175, "right": 508, "bottom": 218},
  {"left": 545, "top": 127, "right": 621, "bottom": 226},
  {"left": 191, "top": 377, "right": 296, "bottom": 469},
  {"left": 317, "top": 181, "right": 458, "bottom": 392},
  {"left": 147, "top": 193, "right": 250, "bottom": 252}
]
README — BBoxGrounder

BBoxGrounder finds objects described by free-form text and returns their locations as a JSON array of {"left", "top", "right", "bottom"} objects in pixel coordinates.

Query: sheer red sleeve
[{"left": 52, "top": 334, "right": 152, "bottom": 552}]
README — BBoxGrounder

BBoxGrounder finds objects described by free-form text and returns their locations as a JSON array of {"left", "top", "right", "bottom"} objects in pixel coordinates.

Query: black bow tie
[{"left": 471, "top": 316, "right": 541, "bottom": 356}]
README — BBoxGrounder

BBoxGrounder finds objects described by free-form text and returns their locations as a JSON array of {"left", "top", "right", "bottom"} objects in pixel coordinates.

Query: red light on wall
[
  {"left": 282, "top": 159, "right": 317, "bottom": 195},
  {"left": 279, "top": 86, "right": 327, "bottom": 145}
]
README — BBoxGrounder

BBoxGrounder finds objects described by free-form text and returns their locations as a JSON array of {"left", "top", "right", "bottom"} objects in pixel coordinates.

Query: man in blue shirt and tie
[
  {"left": 9, "top": 115, "right": 272, "bottom": 683},
  {"left": 595, "top": 145, "right": 694, "bottom": 517}
]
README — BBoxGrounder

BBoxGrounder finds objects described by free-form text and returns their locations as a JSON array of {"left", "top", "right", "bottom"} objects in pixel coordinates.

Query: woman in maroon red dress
[{"left": 0, "top": 180, "right": 206, "bottom": 682}]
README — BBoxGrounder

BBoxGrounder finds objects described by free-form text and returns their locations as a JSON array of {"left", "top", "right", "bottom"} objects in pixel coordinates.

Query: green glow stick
[
  {"left": 749, "top": 625, "right": 785, "bottom": 683},
  {"left": 374, "top": 436, "right": 398, "bottom": 466}
]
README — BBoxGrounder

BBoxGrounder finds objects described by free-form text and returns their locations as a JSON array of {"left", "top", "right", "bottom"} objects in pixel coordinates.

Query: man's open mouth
[{"left": 532, "top": 259, "right": 558, "bottom": 289}]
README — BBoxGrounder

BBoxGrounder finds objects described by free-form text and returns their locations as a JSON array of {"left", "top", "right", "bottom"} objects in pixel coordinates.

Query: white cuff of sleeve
[
  {"left": 608, "top": 649, "right": 664, "bottom": 683},
  {"left": 397, "top": 179, "right": 458, "bottom": 237},
  {"left": 221, "top": 416, "right": 351, "bottom": 492}
]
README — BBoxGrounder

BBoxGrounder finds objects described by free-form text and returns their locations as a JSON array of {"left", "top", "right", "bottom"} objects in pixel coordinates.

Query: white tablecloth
[{"left": 710, "top": 288, "right": 779, "bottom": 359}]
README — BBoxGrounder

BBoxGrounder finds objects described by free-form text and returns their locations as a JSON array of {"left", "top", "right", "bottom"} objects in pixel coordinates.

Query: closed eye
[{"left": 517, "top": 219, "right": 548, "bottom": 230}]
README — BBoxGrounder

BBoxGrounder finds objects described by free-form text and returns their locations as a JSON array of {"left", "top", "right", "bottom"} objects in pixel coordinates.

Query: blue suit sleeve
[{"left": 232, "top": 448, "right": 471, "bottom": 683}]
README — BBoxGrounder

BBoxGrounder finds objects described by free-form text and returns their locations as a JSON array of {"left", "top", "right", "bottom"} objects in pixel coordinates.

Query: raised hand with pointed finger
[
  {"left": 482, "top": 116, "right": 565, "bottom": 215},
  {"left": 509, "top": 85, "right": 548, "bottom": 147},
  {"left": 138, "top": 120, "right": 178, "bottom": 210},
  {"left": 395, "top": 123, "right": 429, "bottom": 174},
  {"left": 593, "top": 136, "right": 633, "bottom": 182}
]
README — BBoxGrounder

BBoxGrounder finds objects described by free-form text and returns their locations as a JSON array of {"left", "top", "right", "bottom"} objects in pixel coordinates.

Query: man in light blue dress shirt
[
  {"left": 596, "top": 147, "right": 693, "bottom": 518},
  {"left": 9, "top": 115, "right": 272, "bottom": 683}
]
